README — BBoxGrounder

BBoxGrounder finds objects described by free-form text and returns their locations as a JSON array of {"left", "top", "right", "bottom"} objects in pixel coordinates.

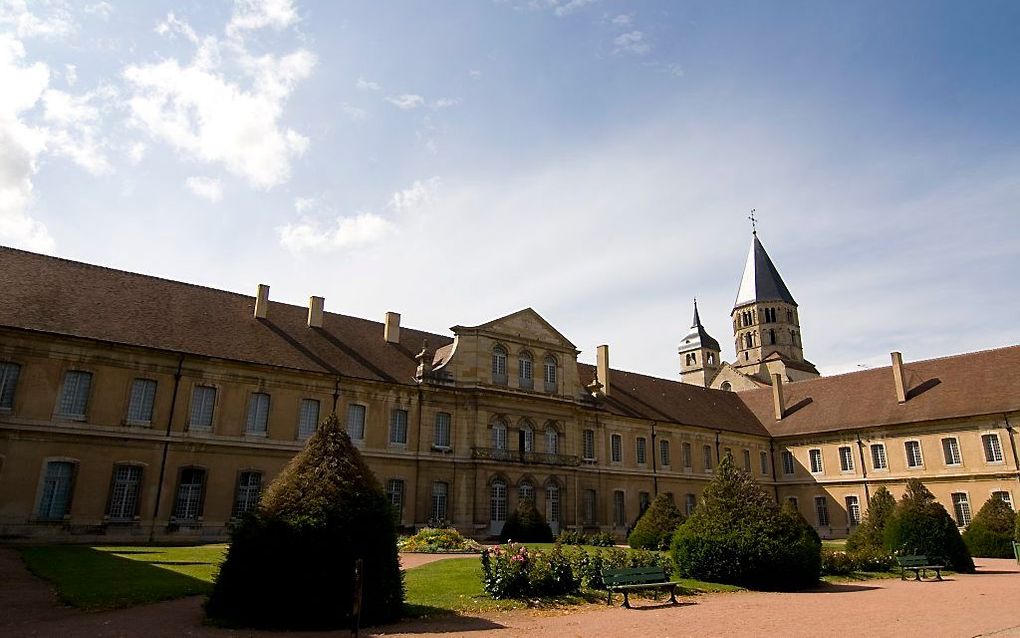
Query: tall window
[
  {"left": 685, "top": 493, "right": 697, "bottom": 516},
  {"left": 583, "top": 489, "right": 596, "bottom": 524},
  {"left": 809, "top": 449, "right": 823, "bottom": 474},
  {"left": 347, "top": 403, "right": 366, "bottom": 440},
  {"left": 814, "top": 496, "right": 830, "bottom": 527},
  {"left": 838, "top": 446, "right": 854, "bottom": 472},
  {"left": 583, "top": 429, "right": 595, "bottom": 460},
  {"left": 492, "top": 419, "right": 508, "bottom": 450},
  {"left": 952, "top": 493, "right": 972, "bottom": 526},
  {"left": 636, "top": 437, "right": 647, "bottom": 464},
  {"left": 905, "top": 441, "right": 923, "bottom": 468},
  {"left": 613, "top": 490, "right": 626, "bottom": 526},
  {"left": 993, "top": 491, "right": 1014, "bottom": 510},
  {"left": 387, "top": 479, "right": 404, "bottom": 521},
  {"left": 389, "top": 408, "right": 408, "bottom": 444},
  {"left": 518, "top": 352, "right": 533, "bottom": 390},
  {"left": 768, "top": 329, "right": 777, "bottom": 345},
  {"left": 245, "top": 392, "right": 270, "bottom": 435},
  {"left": 547, "top": 485, "right": 561, "bottom": 524},
  {"left": 941, "top": 438, "right": 962, "bottom": 466},
  {"left": 57, "top": 370, "right": 92, "bottom": 419},
  {"left": 544, "top": 356, "right": 557, "bottom": 392},
  {"left": 764, "top": 307, "right": 777, "bottom": 323},
  {"left": 298, "top": 399, "right": 320, "bottom": 439},
  {"left": 233, "top": 471, "right": 262, "bottom": 517},
  {"left": 431, "top": 482, "right": 448, "bottom": 523},
  {"left": 682, "top": 442, "right": 692, "bottom": 468},
  {"left": 703, "top": 445, "right": 713, "bottom": 472},
  {"left": 639, "top": 491, "right": 651, "bottom": 513},
  {"left": 126, "top": 379, "right": 157, "bottom": 425},
  {"left": 760, "top": 450, "right": 769, "bottom": 475},
  {"left": 491, "top": 346, "right": 508, "bottom": 385},
  {"left": 743, "top": 449, "right": 752, "bottom": 471},
  {"left": 0, "top": 362, "right": 20, "bottom": 409},
  {"left": 845, "top": 495, "right": 861, "bottom": 527},
  {"left": 520, "top": 421, "right": 534, "bottom": 452},
  {"left": 519, "top": 480, "right": 534, "bottom": 503},
  {"left": 490, "top": 479, "right": 507, "bottom": 523},
  {"left": 434, "top": 412, "right": 452, "bottom": 448},
  {"left": 174, "top": 468, "right": 205, "bottom": 521},
  {"left": 545, "top": 427, "right": 559, "bottom": 454},
  {"left": 611, "top": 434, "right": 622, "bottom": 463},
  {"left": 782, "top": 450, "right": 795, "bottom": 475},
  {"left": 982, "top": 434, "right": 1004, "bottom": 463},
  {"left": 37, "top": 461, "right": 75, "bottom": 520},
  {"left": 660, "top": 439, "right": 671, "bottom": 466},
  {"left": 107, "top": 464, "right": 142, "bottom": 521},
  {"left": 189, "top": 385, "right": 216, "bottom": 430},
  {"left": 871, "top": 443, "right": 888, "bottom": 470}
]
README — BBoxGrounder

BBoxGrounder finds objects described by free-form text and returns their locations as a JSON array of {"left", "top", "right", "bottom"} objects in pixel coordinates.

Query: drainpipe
[
  {"left": 414, "top": 383, "right": 424, "bottom": 528},
  {"left": 714, "top": 431, "right": 721, "bottom": 463},
  {"left": 650, "top": 422, "right": 659, "bottom": 496},
  {"left": 149, "top": 353, "right": 184, "bottom": 543},
  {"left": 1004, "top": 413, "right": 1020, "bottom": 485},
  {"left": 769, "top": 439, "right": 779, "bottom": 502},
  {"left": 331, "top": 376, "right": 342, "bottom": 413},
  {"left": 856, "top": 432, "right": 871, "bottom": 504}
]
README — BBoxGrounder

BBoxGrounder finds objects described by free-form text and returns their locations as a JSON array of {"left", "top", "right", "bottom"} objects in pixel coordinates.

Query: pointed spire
[
  {"left": 691, "top": 297, "right": 702, "bottom": 329},
  {"left": 679, "top": 297, "right": 720, "bottom": 354},
  {"left": 734, "top": 233, "right": 797, "bottom": 308}
]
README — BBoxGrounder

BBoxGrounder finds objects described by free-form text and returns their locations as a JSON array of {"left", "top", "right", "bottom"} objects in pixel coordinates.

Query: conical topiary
[
  {"left": 846, "top": 487, "right": 896, "bottom": 551},
  {"left": 499, "top": 497, "right": 554, "bottom": 542},
  {"left": 963, "top": 497, "right": 1015, "bottom": 558},
  {"left": 883, "top": 479, "right": 974, "bottom": 572},
  {"left": 628, "top": 493, "right": 685, "bottom": 550},
  {"left": 205, "top": 412, "right": 404, "bottom": 629}
]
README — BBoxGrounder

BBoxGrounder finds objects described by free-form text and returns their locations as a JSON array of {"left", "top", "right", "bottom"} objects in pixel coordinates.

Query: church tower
[{"left": 679, "top": 299, "right": 722, "bottom": 387}]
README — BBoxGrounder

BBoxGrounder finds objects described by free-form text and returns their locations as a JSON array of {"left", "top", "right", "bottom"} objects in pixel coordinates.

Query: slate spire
[{"left": 734, "top": 234, "right": 797, "bottom": 308}]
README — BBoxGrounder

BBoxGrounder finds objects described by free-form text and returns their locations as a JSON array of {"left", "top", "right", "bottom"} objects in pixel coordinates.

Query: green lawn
[{"left": 821, "top": 539, "right": 848, "bottom": 549}]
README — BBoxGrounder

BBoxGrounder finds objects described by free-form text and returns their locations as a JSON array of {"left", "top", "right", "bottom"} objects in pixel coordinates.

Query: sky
[{"left": 1, "top": 0, "right": 1018, "bottom": 381}]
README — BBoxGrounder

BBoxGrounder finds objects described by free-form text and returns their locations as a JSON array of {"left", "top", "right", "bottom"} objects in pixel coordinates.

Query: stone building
[{"left": 0, "top": 238, "right": 1017, "bottom": 542}]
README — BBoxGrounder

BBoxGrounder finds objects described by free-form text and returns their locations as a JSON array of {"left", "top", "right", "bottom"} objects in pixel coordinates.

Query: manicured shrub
[
  {"left": 556, "top": 529, "right": 588, "bottom": 545},
  {"left": 398, "top": 527, "right": 482, "bottom": 553},
  {"left": 628, "top": 493, "right": 685, "bottom": 550},
  {"left": 820, "top": 549, "right": 855, "bottom": 575},
  {"left": 820, "top": 546, "right": 894, "bottom": 576},
  {"left": 499, "top": 498, "right": 554, "bottom": 543},
  {"left": 670, "top": 455, "right": 821, "bottom": 590},
  {"left": 558, "top": 545, "right": 671, "bottom": 590},
  {"left": 205, "top": 412, "right": 403, "bottom": 629},
  {"left": 480, "top": 543, "right": 580, "bottom": 599},
  {"left": 588, "top": 531, "right": 616, "bottom": 547},
  {"left": 883, "top": 479, "right": 974, "bottom": 572},
  {"left": 846, "top": 487, "right": 896, "bottom": 551},
  {"left": 963, "top": 497, "right": 1016, "bottom": 558}
]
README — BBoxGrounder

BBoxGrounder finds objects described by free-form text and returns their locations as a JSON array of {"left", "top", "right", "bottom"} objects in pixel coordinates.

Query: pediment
[{"left": 456, "top": 308, "right": 576, "bottom": 349}]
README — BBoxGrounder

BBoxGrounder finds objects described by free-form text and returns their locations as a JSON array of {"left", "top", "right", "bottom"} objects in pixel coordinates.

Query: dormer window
[
  {"left": 518, "top": 352, "right": 533, "bottom": 390},
  {"left": 492, "top": 346, "right": 508, "bottom": 385}
]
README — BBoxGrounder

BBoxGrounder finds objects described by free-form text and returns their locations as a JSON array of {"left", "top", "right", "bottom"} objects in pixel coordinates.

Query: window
[
  {"left": 543, "top": 356, "right": 557, "bottom": 392},
  {"left": 724, "top": 447, "right": 732, "bottom": 458},
  {"left": 233, "top": 471, "right": 262, "bottom": 517},
  {"left": 518, "top": 353, "right": 533, "bottom": 390},
  {"left": 685, "top": 493, "right": 697, "bottom": 517},
  {"left": 547, "top": 485, "right": 561, "bottom": 523},
  {"left": 703, "top": 445, "right": 713, "bottom": 472},
  {"left": 347, "top": 403, "right": 366, "bottom": 440},
  {"left": 993, "top": 491, "right": 1014, "bottom": 510},
  {"left": 660, "top": 439, "right": 671, "bottom": 466},
  {"left": 491, "top": 479, "right": 507, "bottom": 523},
  {"left": 38, "top": 461, "right": 75, "bottom": 520},
  {"left": 782, "top": 450, "right": 795, "bottom": 475},
  {"left": 871, "top": 443, "right": 888, "bottom": 470},
  {"left": 764, "top": 307, "right": 777, "bottom": 323},
  {"left": 905, "top": 441, "right": 923, "bottom": 468},
  {"left": 639, "top": 491, "right": 650, "bottom": 513},
  {"left": 389, "top": 408, "right": 408, "bottom": 445},
  {"left": 174, "top": 468, "right": 205, "bottom": 521},
  {"left": 57, "top": 370, "right": 92, "bottom": 419},
  {"left": 838, "top": 446, "right": 854, "bottom": 472},
  {"left": 611, "top": 434, "right": 622, "bottom": 463},
  {"left": 814, "top": 496, "right": 830, "bottom": 527},
  {"left": 519, "top": 480, "right": 534, "bottom": 502},
  {"left": 107, "top": 464, "right": 142, "bottom": 521},
  {"left": 682, "top": 442, "right": 692, "bottom": 468},
  {"left": 744, "top": 333, "right": 754, "bottom": 349},
  {"left": 491, "top": 346, "right": 508, "bottom": 385},
  {"left": 122, "top": 378, "right": 157, "bottom": 425},
  {"left": 743, "top": 449, "right": 752, "bottom": 471},
  {"left": 760, "top": 451, "right": 769, "bottom": 475},
  {"left": 492, "top": 419, "right": 508, "bottom": 450},
  {"left": 298, "top": 399, "right": 320, "bottom": 439},
  {"left": 845, "top": 495, "right": 861, "bottom": 527},
  {"left": 0, "top": 362, "right": 20, "bottom": 409},
  {"left": 720, "top": 381, "right": 732, "bottom": 391},
  {"left": 520, "top": 421, "right": 534, "bottom": 452},
  {"left": 434, "top": 412, "right": 451, "bottom": 448},
  {"left": 189, "top": 386, "right": 216, "bottom": 430},
  {"left": 787, "top": 496, "right": 799, "bottom": 510},
  {"left": 941, "top": 437, "right": 962, "bottom": 466},
  {"left": 583, "top": 489, "right": 596, "bottom": 524},
  {"left": 545, "top": 427, "right": 559, "bottom": 454},
  {"left": 982, "top": 434, "right": 1004, "bottom": 463},
  {"left": 809, "top": 449, "right": 823, "bottom": 474},
  {"left": 387, "top": 479, "right": 404, "bottom": 521},
  {"left": 613, "top": 491, "right": 626, "bottom": 526},
  {"left": 582, "top": 429, "right": 595, "bottom": 460},
  {"left": 431, "top": 482, "right": 448, "bottom": 523},
  {"left": 768, "top": 329, "right": 777, "bottom": 345},
  {"left": 636, "top": 437, "right": 647, "bottom": 465},
  {"left": 245, "top": 392, "right": 270, "bottom": 435},
  {"left": 952, "top": 493, "right": 972, "bottom": 526}
]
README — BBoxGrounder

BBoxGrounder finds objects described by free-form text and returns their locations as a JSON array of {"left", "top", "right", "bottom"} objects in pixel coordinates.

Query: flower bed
[{"left": 398, "top": 527, "right": 483, "bottom": 553}]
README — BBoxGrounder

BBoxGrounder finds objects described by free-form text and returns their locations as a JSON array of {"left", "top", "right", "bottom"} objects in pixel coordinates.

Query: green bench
[
  {"left": 896, "top": 555, "right": 944, "bottom": 581},
  {"left": 602, "top": 566, "right": 682, "bottom": 609},
  {"left": 1013, "top": 541, "right": 1020, "bottom": 564}
]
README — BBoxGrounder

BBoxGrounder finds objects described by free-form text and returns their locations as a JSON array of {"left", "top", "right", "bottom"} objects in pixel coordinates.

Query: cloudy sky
[{"left": 2, "top": 0, "right": 1018, "bottom": 380}]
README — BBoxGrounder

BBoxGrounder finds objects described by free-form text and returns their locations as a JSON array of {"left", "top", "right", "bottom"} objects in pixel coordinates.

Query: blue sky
[{"left": 2, "top": 0, "right": 1018, "bottom": 380}]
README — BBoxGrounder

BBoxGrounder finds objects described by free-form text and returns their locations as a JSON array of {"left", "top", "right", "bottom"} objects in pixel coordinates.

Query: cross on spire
[{"left": 748, "top": 209, "right": 758, "bottom": 235}]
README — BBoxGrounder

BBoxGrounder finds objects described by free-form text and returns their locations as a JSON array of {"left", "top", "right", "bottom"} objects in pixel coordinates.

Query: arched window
[
  {"left": 518, "top": 351, "right": 533, "bottom": 390},
  {"left": 769, "top": 329, "right": 776, "bottom": 345},
  {"left": 707, "top": 352, "right": 715, "bottom": 365},
  {"left": 745, "top": 333, "right": 754, "bottom": 349},
  {"left": 691, "top": 352, "right": 697, "bottom": 364},
  {"left": 492, "top": 419, "right": 508, "bottom": 450},
  {"left": 491, "top": 346, "right": 508, "bottom": 385},
  {"left": 491, "top": 479, "right": 507, "bottom": 523},
  {"left": 543, "top": 356, "right": 557, "bottom": 392},
  {"left": 721, "top": 381, "right": 732, "bottom": 392},
  {"left": 545, "top": 425, "right": 559, "bottom": 454},
  {"left": 519, "top": 420, "right": 534, "bottom": 452},
  {"left": 519, "top": 480, "right": 534, "bottom": 503}
]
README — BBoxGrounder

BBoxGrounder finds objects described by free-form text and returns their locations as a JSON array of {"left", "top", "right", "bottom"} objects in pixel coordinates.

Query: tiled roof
[{"left": 739, "top": 345, "right": 1020, "bottom": 438}]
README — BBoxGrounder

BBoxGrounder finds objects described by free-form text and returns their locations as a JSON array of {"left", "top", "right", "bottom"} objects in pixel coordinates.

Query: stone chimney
[
  {"left": 384, "top": 311, "right": 401, "bottom": 344},
  {"left": 307, "top": 296, "right": 324, "bottom": 328},
  {"left": 891, "top": 351, "right": 907, "bottom": 403},
  {"left": 254, "top": 284, "right": 270, "bottom": 319},
  {"left": 596, "top": 344, "right": 610, "bottom": 397},
  {"left": 771, "top": 373, "right": 784, "bottom": 420}
]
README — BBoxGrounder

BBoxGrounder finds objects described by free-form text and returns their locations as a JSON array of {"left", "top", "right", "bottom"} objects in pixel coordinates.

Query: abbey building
[{"left": 0, "top": 238, "right": 1017, "bottom": 543}]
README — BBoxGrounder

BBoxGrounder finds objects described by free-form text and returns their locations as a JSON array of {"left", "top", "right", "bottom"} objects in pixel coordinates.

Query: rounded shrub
[
  {"left": 628, "top": 493, "right": 685, "bottom": 550},
  {"left": 499, "top": 498, "right": 554, "bottom": 542},
  {"left": 670, "top": 455, "right": 821, "bottom": 590},
  {"left": 846, "top": 487, "right": 896, "bottom": 551},
  {"left": 205, "top": 412, "right": 404, "bottom": 629},
  {"left": 883, "top": 479, "right": 974, "bottom": 572},
  {"left": 963, "top": 497, "right": 1015, "bottom": 558}
]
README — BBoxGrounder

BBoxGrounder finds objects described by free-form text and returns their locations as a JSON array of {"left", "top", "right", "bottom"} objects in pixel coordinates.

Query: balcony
[{"left": 471, "top": 446, "right": 581, "bottom": 467}]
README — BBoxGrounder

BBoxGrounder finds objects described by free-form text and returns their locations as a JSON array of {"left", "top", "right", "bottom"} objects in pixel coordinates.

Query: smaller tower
[{"left": 679, "top": 299, "right": 721, "bottom": 387}]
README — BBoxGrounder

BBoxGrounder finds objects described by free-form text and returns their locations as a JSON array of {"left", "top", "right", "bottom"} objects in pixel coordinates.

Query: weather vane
[{"left": 748, "top": 209, "right": 758, "bottom": 235}]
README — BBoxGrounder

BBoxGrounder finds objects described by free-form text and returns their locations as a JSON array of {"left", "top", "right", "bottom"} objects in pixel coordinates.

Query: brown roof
[
  {"left": 577, "top": 363, "right": 770, "bottom": 437},
  {"left": 740, "top": 345, "right": 1020, "bottom": 438}
]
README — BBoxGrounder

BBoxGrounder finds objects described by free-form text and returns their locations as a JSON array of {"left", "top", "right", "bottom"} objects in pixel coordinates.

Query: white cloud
[
  {"left": 355, "top": 77, "right": 380, "bottom": 91},
  {"left": 127, "top": 141, "right": 146, "bottom": 164},
  {"left": 83, "top": 2, "right": 113, "bottom": 20},
  {"left": 468, "top": 69, "right": 482, "bottom": 80},
  {"left": 278, "top": 212, "right": 395, "bottom": 252},
  {"left": 610, "top": 13, "right": 632, "bottom": 26},
  {"left": 386, "top": 93, "right": 425, "bottom": 110},
  {"left": 527, "top": 0, "right": 598, "bottom": 17},
  {"left": 185, "top": 175, "right": 223, "bottom": 202},
  {"left": 340, "top": 102, "right": 367, "bottom": 121},
  {"left": 432, "top": 97, "right": 460, "bottom": 109},
  {"left": 389, "top": 177, "right": 440, "bottom": 213},
  {"left": 63, "top": 62, "right": 75, "bottom": 85},
  {"left": 226, "top": 0, "right": 298, "bottom": 36},
  {"left": 613, "top": 30, "right": 651, "bottom": 55},
  {"left": 0, "top": 0, "right": 75, "bottom": 39},
  {"left": 665, "top": 63, "right": 684, "bottom": 78}
]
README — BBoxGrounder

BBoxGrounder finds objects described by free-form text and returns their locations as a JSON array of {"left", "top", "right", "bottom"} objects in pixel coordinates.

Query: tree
[
  {"left": 883, "top": 479, "right": 974, "bottom": 572},
  {"left": 629, "top": 493, "right": 685, "bottom": 550},
  {"left": 963, "top": 497, "right": 1016, "bottom": 558},
  {"left": 205, "top": 412, "right": 404, "bottom": 629},
  {"left": 671, "top": 455, "right": 821, "bottom": 590},
  {"left": 500, "top": 497, "right": 554, "bottom": 542},
  {"left": 846, "top": 487, "right": 896, "bottom": 551}
]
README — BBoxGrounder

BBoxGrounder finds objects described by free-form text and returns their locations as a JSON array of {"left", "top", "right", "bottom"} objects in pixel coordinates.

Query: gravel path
[{"left": 3, "top": 547, "right": 1019, "bottom": 637}]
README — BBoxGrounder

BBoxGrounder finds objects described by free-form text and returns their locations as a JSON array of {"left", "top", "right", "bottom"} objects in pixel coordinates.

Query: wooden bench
[
  {"left": 896, "top": 555, "right": 944, "bottom": 581},
  {"left": 602, "top": 566, "right": 682, "bottom": 608},
  {"left": 1012, "top": 541, "right": 1020, "bottom": 565}
]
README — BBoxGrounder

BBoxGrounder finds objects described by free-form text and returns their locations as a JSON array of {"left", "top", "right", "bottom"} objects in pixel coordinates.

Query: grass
[{"left": 821, "top": 539, "right": 848, "bottom": 549}]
